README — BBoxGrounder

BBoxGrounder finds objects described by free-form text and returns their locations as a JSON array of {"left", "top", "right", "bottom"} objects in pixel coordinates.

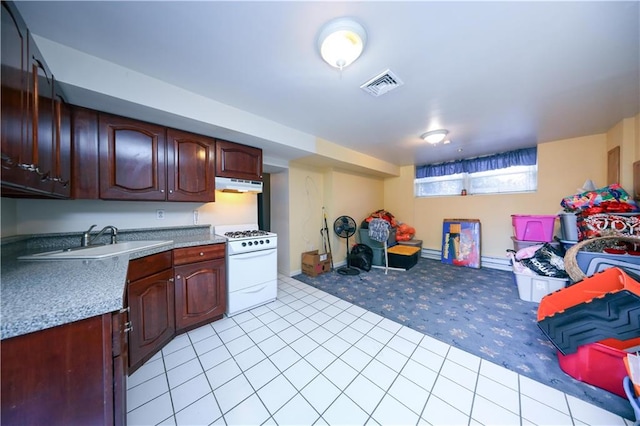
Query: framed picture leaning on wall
[{"left": 441, "top": 219, "right": 481, "bottom": 269}]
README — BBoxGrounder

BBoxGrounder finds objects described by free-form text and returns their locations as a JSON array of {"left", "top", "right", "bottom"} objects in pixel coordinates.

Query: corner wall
[{"left": 287, "top": 163, "right": 384, "bottom": 275}]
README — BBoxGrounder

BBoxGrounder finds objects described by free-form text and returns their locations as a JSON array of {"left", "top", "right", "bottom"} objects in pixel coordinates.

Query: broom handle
[{"left": 323, "top": 207, "right": 334, "bottom": 270}]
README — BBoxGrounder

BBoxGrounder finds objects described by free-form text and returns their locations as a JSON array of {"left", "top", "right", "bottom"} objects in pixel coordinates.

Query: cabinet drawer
[
  {"left": 127, "top": 251, "right": 172, "bottom": 282},
  {"left": 173, "top": 244, "right": 225, "bottom": 265}
]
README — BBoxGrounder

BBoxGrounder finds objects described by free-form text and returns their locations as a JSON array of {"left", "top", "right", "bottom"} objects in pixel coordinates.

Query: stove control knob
[
  {"left": 248, "top": 241, "right": 253, "bottom": 246},
  {"left": 265, "top": 239, "right": 270, "bottom": 244},
  {"left": 260, "top": 240, "right": 264, "bottom": 244},
  {"left": 242, "top": 242, "right": 247, "bottom": 247}
]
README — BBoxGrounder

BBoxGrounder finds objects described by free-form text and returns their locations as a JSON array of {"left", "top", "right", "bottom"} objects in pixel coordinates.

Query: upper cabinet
[
  {"left": 0, "top": 1, "right": 70, "bottom": 198},
  {"left": 99, "top": 113, "right": 167, "bottom": 201},
  {"left": 96, "top": 113, "right": 216, "bottom": 202},
  {"left": 167, "top": 128, "right": 215, "bottom": 202},
  {"left": 216, "top": 139, "right": 262, "bottom": 182}
]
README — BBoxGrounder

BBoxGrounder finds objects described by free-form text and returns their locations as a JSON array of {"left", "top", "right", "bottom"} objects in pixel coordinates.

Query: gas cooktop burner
[{"left": 224, "top": 230, "right": 271, "bottom": 239}]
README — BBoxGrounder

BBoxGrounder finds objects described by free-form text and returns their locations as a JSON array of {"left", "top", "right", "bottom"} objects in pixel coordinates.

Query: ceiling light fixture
[
  {"left": 420, "top": 129, "right": 449, "bottom": 145},
  {"left": 318, "top": 17, "right": 367, "bottom": 70}
]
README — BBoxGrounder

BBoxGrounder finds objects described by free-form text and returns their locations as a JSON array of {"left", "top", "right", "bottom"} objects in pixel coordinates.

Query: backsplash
[{"left": 1, "top": 225, "right": 213, "bottom": 257}]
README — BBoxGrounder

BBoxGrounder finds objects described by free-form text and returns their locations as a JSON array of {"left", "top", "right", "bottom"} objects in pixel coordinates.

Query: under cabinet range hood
[{"left": 215, "top": 177, "right": 263, "bottom": 193}]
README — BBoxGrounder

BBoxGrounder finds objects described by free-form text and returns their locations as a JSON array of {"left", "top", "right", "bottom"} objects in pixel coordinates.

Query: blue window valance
[{"left": 415, "top": 147, "right": 537, "bottom": 178}]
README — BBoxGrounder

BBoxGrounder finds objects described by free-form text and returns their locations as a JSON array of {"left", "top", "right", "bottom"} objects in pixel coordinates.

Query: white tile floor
[{"left": 127, "top": 274, "right": 633, "bottom": 426}]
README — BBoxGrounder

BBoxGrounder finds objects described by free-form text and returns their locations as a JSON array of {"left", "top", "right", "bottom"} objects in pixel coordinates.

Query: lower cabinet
[
  {"left": 126, "top": 244, "right": 227, "bottom": 372},
  {"left": 0, "top": 311, "right": 128, "bottom": 425},
  {"left": 174, "top": 244, "right": 226, "bottom": 333},
  {"left": 127, "top": 250, "right": 175, "bottom": 373}
]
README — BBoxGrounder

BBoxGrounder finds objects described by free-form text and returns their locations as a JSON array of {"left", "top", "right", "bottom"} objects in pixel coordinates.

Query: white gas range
[{"left": 215, "top": 224, "right": 278, "bottom": 316}]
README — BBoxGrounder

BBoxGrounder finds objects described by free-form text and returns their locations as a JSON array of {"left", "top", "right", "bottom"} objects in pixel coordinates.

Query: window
[{"left": 414, "top": 147, "right": 537, "bottom": 197}]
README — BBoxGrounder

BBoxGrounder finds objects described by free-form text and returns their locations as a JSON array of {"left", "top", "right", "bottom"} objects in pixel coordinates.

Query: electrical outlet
[
  {"left": 156, "top": 209, "right": 165, "bottom": 220},
  {"left": 193, "top": 210, "right": 199, "bottom": 225}
]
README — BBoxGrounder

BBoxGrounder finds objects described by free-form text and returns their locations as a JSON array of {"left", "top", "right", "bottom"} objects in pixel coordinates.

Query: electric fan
[{"left": 333, "top": 215, "right": 360, "bottom": 276}]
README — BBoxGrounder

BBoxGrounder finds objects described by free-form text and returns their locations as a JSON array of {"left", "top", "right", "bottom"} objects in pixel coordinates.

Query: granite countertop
[{"left": 1, "top": 226, "right": 227, "bottom": 340}]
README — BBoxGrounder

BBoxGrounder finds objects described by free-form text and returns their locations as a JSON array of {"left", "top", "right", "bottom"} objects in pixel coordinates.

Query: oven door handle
[
  {"left": 239, "top": 286, "right": 268, "bottom": 294},
  {"left": 231, "top": 249, "right": 275, "bottom": 260}
]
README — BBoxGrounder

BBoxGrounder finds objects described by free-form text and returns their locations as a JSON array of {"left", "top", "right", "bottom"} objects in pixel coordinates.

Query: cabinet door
[
  {"left": 0, "top": 5, "right": 70, "bottom": 199},
  {"left": 1, "top": 314, "right": 114, "bottom": 425},
  {"left": 215, "top": 139, "right": 262, "bottom": 181},
  {"left": 99, "top": 113, "right": 166, "bottom": 200},
  {"left": 71, "top": 106, "right": 99, "bottom": 199},
  {"left": 167, "top": 128, "right": 215, "bottom": 202},
  {"left": 127, "top": 268, "right": 175, "bottom": 372},
  {"left": 112, "top": 308, "right": 128, "bottom": 426},
  {"left": 174, "top": 258, "right": 226, "bottom": 332},
  {"left": 0, "top": 1, "right": 30, "bottom": 187},
  {"left": 28, "top": 37, "right": 55, "bottom": 194},
  {"left": 50, "top": 92, "right": 71, "bottom": 197}
]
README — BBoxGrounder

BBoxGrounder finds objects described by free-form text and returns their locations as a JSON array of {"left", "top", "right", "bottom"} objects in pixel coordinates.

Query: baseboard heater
[
  {"left": 421, "top": 248, "right": 511, "bottom": 271},
  {"left": 289, "top": 249, "right": 512, "bottom": 277}
]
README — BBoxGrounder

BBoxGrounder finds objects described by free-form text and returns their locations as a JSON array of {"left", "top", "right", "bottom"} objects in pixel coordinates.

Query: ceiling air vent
[{"left": 360, "top": 69, "right": 404, "bottom": 97}]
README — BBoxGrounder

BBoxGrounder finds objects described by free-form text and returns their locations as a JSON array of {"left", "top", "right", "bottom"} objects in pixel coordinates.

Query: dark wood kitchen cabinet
[
  {"left": 127, "top": 250, "right": 175, "bottom": 373},
  {"left": 89, "top": 113, "right": 217, "bottom": 202},
  {"left": 50, "top": 93, "right": 72, "bottom": 197},
  {"left": 167, "top": 128, "right": 216, "bottom": 202},
  {"left": 1, "top": 310, "right": 128, "bottom": 425},
  {"left": 71, "top": 105, "right": 100, "bottom": 199},
  {"left": 99, "top": 113, "right": 167, "bottom": 201},
  {"left": 173, "top": 244, "right": 226, "bottom": 333},
  {"left": 216, "top": 139, "right": 262, "bottom": 181},
  {"left": 1, "top": 1, "right": 71, "bottom": 198}
]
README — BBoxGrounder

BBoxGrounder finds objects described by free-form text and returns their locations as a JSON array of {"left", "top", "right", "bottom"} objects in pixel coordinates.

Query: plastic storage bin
[
  {"left": 371, "top": 247, "right": 384, "bottom": 266},
  {"left": 511, "top": 215, "right": 557, "bottom": 242},
  {"left": 537, "top": 267, "right": 640, "bottom": 321},
  {"left": 623, "top": 376, "right": 640, "bottom": 424},
  {"left": 358, "top": 228, "right": 396, "bottom": 249},
  {"left": 398, "top": 239, "right": 423, "bottom": 249},
  {"left": 513, "top": 271, "right": 568, "bottom": 303},
  {"left": 576, "top": 250, "right": 640, "bottom": 277},
  {"left": 559, "top": 213, "right": 579, "bottom": 242},
  {"left": 557, "top": 337, "right": 640, "bottom": 398},
  {"left": 387, "top": 245, "right": 421, "bottom": 270},
  {"left": 511, "top": 237, "right": 560, "bottom": 252}
]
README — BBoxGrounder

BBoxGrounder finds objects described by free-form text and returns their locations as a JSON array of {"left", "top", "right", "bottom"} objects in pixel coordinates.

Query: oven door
[{"left": 227, "top": 248, "right": 277, "bottom": 315}]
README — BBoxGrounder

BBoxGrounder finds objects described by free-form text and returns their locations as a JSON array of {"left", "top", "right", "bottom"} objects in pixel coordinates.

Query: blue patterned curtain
[{"left": 415, "top": 147, "right": 537, "bottom": 178}]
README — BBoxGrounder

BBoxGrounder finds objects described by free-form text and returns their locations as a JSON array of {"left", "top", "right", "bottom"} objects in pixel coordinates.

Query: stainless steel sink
[{"left": 19, "top": 240, "right": 173, "bottom": 260}]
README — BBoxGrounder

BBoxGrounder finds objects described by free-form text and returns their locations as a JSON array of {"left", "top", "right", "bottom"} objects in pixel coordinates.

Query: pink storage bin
[{"left": 512, "top": 214, "right": 557, "bottom": 242}]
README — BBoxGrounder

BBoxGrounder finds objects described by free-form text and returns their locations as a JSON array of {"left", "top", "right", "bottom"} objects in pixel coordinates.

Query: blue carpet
[{"left": 293, "top": 257, "right": 633, "bottom": 419}]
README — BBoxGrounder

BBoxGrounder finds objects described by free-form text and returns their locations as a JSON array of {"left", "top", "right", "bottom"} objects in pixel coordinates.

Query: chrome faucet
[{"left": 81, "top": 224, "right": 118, "bottom": 247}]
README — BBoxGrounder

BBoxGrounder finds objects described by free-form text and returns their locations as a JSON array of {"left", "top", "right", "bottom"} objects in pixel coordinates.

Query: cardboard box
[{"left": 301, "top": 250, "right": 332, "bottom": 277}]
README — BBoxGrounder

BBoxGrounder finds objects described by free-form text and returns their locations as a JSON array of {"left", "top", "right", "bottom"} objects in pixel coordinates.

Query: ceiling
[{"left": 14, "top": 1, "right": 640, "bottom": 169}]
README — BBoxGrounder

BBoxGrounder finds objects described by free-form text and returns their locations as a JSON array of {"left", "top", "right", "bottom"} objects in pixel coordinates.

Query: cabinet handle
[
  {"left": 160, "top": 189, "right": 165, "bottom": 193},
  {"left": 124, "top": 322, "right": 133, "bottom": 333},
  {"left": 200, "top": 252, "right": 204, "bottom": 256},
  {"left": 174, "top": 276, "right": 180, "bottom": 280},
  {"left": 169, "top": 190, "right": 173, "bottom": 193},
  {"left": 119, "top": 307, "right": 130, "bottom": 314}
]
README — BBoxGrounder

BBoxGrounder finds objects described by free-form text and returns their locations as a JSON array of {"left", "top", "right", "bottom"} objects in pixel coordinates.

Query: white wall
[
  {"left": 270, "top": 170, "right": 290, "bottom": 275},
  {"left": 11, "top": 191, "right": 258, "bottom": 235}
]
